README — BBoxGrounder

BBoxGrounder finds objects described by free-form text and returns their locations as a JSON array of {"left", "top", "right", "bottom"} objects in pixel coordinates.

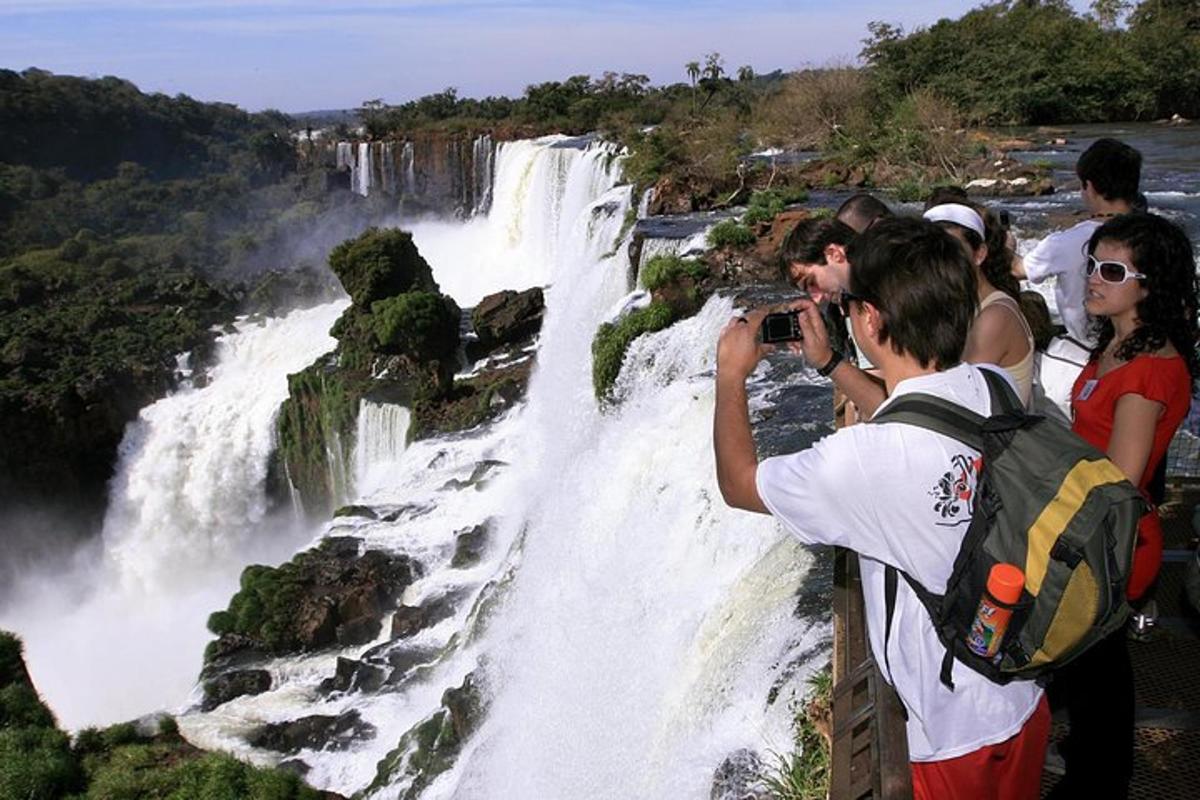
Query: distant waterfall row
[{"left": 331, "top": 134, "right": 496, "bottom": 216}]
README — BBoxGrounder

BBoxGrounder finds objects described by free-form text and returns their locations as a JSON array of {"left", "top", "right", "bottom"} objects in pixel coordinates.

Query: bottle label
[{"left": 967, "top": 598, "right": 1009, "bottom": 658}]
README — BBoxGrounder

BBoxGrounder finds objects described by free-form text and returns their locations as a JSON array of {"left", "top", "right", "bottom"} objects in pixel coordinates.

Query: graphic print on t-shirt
[{"left": 929, "top": 454, "right": 981, "bottom": 526}]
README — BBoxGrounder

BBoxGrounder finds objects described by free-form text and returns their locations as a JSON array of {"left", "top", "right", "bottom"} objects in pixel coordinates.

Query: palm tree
[{"left": 685, "top": 61, "right": 700, "bottom": 115}]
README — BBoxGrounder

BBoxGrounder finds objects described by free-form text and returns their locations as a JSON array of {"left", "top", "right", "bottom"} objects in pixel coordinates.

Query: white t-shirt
[
  {"left": 755, "top": 363, "right": 1043, "bottom": 762},
  {"left": 1023, "top": 219, "right": 1101, "bottom": 344}
]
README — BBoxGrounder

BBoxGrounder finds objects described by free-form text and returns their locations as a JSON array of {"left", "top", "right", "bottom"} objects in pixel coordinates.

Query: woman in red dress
[{"left": 1047, "top": 212, "right": 1199, "bottom": 799}]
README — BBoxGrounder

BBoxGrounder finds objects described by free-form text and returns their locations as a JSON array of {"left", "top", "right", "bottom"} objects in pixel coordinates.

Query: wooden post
[{"left": 829, "top": 384, "right": 912, "bottom": 800}]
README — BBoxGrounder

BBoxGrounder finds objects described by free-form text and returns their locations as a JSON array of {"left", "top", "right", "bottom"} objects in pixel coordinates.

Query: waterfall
[
  {"left": 472, "top": 134, "right": 494, "bottom": 215},
  {"left": 402, "top": 141, "right": 416, "bottom": 197},
  {"left": 352, "top": 142, "right": 372, "bottom": 197},
  {"left": 176, "top": 136, "right": 827, "bottom": 799},
  {"left": 0, "top": 301, "right": 348, "bottom": 729},
  {"left": 354, "top": 399, "right": 411, "bottom": 499},
  {"left": 336, "top": 142, "right": 353, "bottom": 172}
]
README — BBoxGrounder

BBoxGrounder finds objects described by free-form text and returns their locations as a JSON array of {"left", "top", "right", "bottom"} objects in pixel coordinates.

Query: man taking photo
[{"left": 713, "top": 217, "right": 1049, "bottom": 799}]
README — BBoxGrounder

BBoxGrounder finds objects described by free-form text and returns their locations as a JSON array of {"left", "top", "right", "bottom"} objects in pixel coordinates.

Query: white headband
[{"left": 923, "top": 203, "right": 986, "bottom": 239}]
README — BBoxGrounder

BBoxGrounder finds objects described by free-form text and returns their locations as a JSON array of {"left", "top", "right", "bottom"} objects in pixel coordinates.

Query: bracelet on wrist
[{"left": 816, "top": 350, "right": 843, "bottom": 378}]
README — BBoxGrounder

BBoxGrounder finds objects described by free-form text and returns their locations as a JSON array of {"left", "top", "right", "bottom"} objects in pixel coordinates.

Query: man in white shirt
[
  {"left": 715, "top": 217, "right": 1048, "bottom": 799},
  {"left": 1014, "top": 137, "right": 1142, "bottom": 344}
]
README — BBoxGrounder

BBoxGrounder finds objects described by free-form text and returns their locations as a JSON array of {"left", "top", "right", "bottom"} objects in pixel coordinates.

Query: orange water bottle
[{"left": 966, "top": 563, "right": 1025, "bottom": 658}]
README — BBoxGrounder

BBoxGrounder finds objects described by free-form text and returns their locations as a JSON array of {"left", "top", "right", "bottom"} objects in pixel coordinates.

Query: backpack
[{"left": 871, "top": 367, "right": 1145, "bottom": 688}]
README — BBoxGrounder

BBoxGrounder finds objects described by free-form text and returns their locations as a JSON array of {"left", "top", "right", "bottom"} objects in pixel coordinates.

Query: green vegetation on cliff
[
  {"left": 276, "top": 227, "right": 460, "bottom": 515},
  {"left": 0, "top": 69, "right": 369, "bottom": 519},
  {"left": 764, "top": 666, "right": 832, "bottom": 800},
  {"left": 328, "top": 228, "right": 437, "bottom": 307},
  {"left": 707, "top": 220, "right": 757, "bottom": 249},
  {"left": 1, "top": 633, "right": 80, "bottom": 800},
  {"left": 592, "top": 301, "right": 675, "bottom": 400},
  {"left": 371, "top": 292, "right": 461, "bottom": 361},
  {"left": 640, "top": 254, "right": 707, "bottom": 292}
]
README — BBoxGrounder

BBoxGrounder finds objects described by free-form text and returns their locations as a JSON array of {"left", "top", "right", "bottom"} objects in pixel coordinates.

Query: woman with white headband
[{"left": 923, "top": 199, "right": 1036, "bottom": 406}]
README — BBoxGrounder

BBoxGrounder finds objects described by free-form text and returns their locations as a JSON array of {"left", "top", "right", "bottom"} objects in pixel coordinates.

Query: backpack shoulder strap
[
  {"left": 978, "top": 365, "right": 1022, "bottom": 416},
  {"left": 885, "top": 564, "right": 959, "bottom": 692},
  {"left": 871, "top": 392, "right": 985, "bottom": 451}
]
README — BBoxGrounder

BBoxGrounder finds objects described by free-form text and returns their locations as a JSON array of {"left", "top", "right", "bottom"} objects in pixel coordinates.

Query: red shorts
[{"left": 911, "top": 695, "right": 1050, "bottom": 800}]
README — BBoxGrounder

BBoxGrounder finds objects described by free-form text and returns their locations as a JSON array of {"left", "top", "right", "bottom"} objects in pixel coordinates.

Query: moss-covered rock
[
  {"left": 273, "top": 229, "right": 463, "bottom": 515},
  {"left": 591, "top": 301, "right": 675, "bottom": 400},
  {"left": 204, "top": 539, "right": 419, "bottom": 660},
  {"left": 364, "top": 671, "right": 485, "bottom": 799},
  {"left": 327, "top": 228, "right": 437, "bottom": 307},
  {"left": 371, "top": 291, "right": 461, "bottom": 361}
]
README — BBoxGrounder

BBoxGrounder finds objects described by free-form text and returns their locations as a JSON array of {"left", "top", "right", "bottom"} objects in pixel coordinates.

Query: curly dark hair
[{"left": 1087, "top": 213, "right": 1200, "bottom": 382}]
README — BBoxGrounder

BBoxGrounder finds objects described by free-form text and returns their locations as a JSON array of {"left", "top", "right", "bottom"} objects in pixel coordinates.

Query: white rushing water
[
  {"left": 177, "top": 135, "right": 827, "bottom": 800},
  {"left": 354, "top": 400, "right": 412, "bottom": 499},
  {"left": 0, "top": 301, "right": 347, "bottom": 729}
]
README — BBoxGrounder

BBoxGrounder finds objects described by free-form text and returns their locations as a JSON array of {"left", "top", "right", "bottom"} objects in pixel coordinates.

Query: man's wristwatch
[{"left": 815, "top": 350, "right": 843, "bottom": 378}]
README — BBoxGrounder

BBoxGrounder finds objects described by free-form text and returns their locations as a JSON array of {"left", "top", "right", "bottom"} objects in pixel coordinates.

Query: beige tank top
[{"left": 978, "top": 291, "right": 1036, "bottom": 407}]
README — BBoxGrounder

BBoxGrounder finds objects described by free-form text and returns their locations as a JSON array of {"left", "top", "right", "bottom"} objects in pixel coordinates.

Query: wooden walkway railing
[{"left": 829, "top": 547, "right": 912, "bottom": 800}]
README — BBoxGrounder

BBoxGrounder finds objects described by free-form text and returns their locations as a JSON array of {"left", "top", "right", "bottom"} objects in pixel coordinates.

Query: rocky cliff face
[{"left": 322, "top": 131, "right": 497, "bottom": 217}]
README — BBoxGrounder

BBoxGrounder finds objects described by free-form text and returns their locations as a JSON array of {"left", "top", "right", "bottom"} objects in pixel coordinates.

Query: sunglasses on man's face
[
  {"left": 838, "top": 290, "right": 864, "bottom": 316},
  {"left": 1086, "top": 254, "right": 1147, "bottom": 285}
]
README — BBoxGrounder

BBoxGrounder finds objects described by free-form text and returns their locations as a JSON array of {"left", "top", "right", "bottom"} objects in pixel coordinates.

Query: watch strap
[{"left": 816, "top": 350, "right": 843, "bottom": 377}]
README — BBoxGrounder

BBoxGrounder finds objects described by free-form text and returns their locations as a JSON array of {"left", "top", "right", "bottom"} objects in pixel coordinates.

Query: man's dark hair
[
  {"left": 1076, "top": 138, "right": 1142, "bottom": 203},
  {"left": 847, "top": 216, "right": 977, "bottom": 369},
  {"left": 835, "top": 193, "right": 893, "bottom": 233},
  {"left": 779, "top": 217, "right": 856, "bottom": 278}
]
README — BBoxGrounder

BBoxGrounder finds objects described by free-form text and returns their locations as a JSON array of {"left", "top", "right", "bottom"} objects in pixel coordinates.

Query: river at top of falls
[
  {"left": 0, "top": 301, "right": 347, "bottom": 729},
  {"left": 172, "top": 135, "right": 833, "bottom": 800}
]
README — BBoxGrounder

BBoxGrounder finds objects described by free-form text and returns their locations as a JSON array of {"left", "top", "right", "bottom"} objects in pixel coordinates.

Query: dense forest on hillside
[{"left": 0, "top": 69, "right": 363, "bottom": 533}]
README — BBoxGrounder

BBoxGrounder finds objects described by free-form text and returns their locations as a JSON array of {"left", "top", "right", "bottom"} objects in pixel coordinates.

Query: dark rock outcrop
[
  {"left": 389, "top": 592, "right": 460, "bottom": 640},
  {"left": 201, "top": 669, "right": 272, "bottom": 711},
  {"left": 205, "top": 537, "right": 420, "bottom": 661},
  {"left": 364, "top": 671, "right": 487, "bottom": 799},
  {"left": 333, "top": 505, "right": 378, "bottom": 520},
  {"left": 451, "top": 520, "right": 491, "bottom": 568},
  {"left": 249, "top": 710, "right": 376, "bottom": 754},
  {"left": 467, "top": 288, "right": 544, "bottom": 360},
  {"left": 319, "top": 656, "right": 388, "bottom": 695},
  {"left": 710, "top": 749, "right": 768, "bottom": 800}
]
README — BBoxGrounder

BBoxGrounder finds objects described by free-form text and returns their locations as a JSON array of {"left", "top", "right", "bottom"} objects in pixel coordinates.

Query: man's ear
[
  {"left": 862, "top": 300, "right": 884, "bottom": 341},
  {"left": 825, "top": 243, "right": 847, "bottom": 265}
]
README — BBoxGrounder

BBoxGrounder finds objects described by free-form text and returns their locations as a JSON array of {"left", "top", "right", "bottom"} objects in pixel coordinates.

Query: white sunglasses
[{"left": 1086, "top": 254, "right": 1147, "bottom": 285}]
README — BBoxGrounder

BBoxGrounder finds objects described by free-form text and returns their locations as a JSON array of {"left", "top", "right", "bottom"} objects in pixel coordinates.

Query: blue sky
[{"left": 0, "top": 1, "right": 1092, "bottom": 112}]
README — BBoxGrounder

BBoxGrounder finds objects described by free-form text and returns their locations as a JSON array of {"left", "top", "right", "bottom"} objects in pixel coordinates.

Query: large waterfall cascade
[
  {"left": 0, "top": 301, "right": 348, "bottom": 729},
  {"left": 0, "top": 134, "right": 832, "bottom": 798},
  {"left": 178, "top": 136, "right": 831, "bottom": 799}
]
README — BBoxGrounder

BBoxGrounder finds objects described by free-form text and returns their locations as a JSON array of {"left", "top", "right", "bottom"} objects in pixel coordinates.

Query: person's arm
[
  {"left": 1106, "top": 393, "right": 1164, "bottom": 487},
  {"left": 1011, "top": 252, "right": 1027, "bottom": 280},
  {"left": 1008, "top": 230, "right": 1028, "bottom": 280},
  {"left": 963, "top": 304, "right": 1014, "bottom": 366},
  {"left": 713, "top": 309, "right": 771, "bottom": 514},
  {"left": 791, "top": 298, "right": 888, "bottom": 418}
]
